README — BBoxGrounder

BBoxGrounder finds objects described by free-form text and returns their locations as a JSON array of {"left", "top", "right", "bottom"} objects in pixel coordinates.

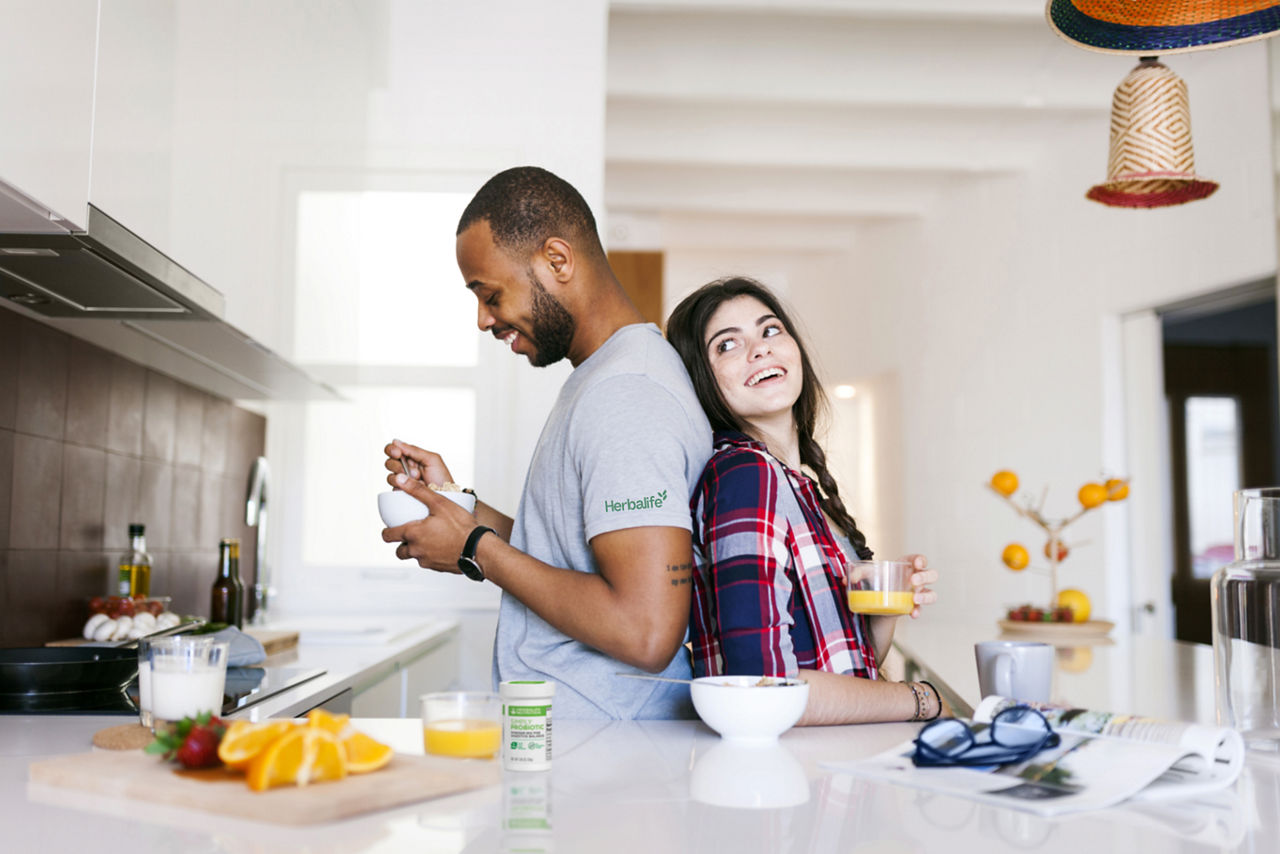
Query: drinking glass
[
  {"left": 846, "top": 560, "right": 915, "bottom": 615},
  {"left": 421, "top": 691, "right": 501, "bottom": 759},
  {"left": 148, "top": 637, "right": 228, "bottom": 731},
  {"left": 1212, "top": 487, "right": 1280, "bottom": 751}
]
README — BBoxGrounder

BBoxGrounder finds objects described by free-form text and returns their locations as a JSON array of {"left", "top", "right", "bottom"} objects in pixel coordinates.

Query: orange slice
[
  {"left": 217, "top": 720, "right": 297, "bottom": 771},
  {"left": 340, "top": 731, "right": 394, "bottom": 774},
  {"left": 246, "top": 728, "right": 347, "bottom": 791},
  {"left": 306, "top": 708, "right": 351, "bottom": 736}
]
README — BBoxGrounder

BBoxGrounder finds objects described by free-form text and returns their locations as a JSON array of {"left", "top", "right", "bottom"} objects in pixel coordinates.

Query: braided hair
[{"left": 666, "top": 277, "right": 872, "bottom": 559}]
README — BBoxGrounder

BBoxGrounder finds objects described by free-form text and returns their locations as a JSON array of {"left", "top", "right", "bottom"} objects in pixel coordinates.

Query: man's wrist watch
[{"left": 458, "top": 525, "right": 495, "bottom": 582}]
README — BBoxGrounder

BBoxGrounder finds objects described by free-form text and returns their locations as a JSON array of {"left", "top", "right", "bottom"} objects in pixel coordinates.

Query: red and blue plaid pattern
[{"left": 689, "top": 431, "right": 879, "bottom": 680}]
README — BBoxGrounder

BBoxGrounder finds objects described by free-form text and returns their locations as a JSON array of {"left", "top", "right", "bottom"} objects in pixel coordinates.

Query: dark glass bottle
[{"left": 210, "top": 538, "right": 244, "bottom": 628}]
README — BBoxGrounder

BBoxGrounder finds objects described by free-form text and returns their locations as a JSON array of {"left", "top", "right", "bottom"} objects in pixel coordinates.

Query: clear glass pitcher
[{"left": 1211, "top": 487, "right": 1280, "bottom": 751}]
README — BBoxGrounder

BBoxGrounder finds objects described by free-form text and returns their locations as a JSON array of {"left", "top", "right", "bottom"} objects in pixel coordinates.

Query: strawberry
[
  {"left": 176, "top": 725, "right": 223, "bottom": 768},
  {"left": 146, "top": 712, "right": 228, "bottom": 769}
]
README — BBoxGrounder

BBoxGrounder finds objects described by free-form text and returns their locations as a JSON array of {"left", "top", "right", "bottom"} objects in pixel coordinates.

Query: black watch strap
[{"left": 457, "top": 525, "right": 495, "bottom": 582}]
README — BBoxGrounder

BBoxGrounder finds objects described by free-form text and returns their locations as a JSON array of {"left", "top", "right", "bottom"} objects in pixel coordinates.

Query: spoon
[{"left": 615, "top": 672, "right": 694, "bottom": 685}]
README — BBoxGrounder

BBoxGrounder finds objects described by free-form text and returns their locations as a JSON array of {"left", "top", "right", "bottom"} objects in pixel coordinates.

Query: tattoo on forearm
[{"left": 667, "top": 561, "right": 693, "bottom": 587}]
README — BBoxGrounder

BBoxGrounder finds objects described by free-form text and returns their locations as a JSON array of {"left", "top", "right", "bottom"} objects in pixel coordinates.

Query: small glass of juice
[
  {"left": 846, "top": 560, "right": 916, "bottom": 616},
  {"left": 421, "top": 691, "right": 502, "bottom": 759}
]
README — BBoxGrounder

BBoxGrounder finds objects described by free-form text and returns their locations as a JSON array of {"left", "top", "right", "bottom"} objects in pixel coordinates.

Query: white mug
[{"left": 974, "top": 641, "right": 1053, "bottom": 703}]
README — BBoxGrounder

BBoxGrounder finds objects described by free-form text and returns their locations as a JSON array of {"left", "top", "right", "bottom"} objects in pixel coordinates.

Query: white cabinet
[
  {"left": 0, "top": 0, "right": 97, "bottom": 229},
  {"left": 350, "top": 633, "right": 461, "bottom": 718},
  {"left": 89, "top": 0, "right": 180, "bottom": 254}
]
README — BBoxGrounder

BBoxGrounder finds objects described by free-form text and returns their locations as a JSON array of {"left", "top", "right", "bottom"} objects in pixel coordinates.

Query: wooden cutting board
[
  {"left": 242, "top": 628, "right": 299, "bottom": 655},
  {"left": 29, "top": 748, "right": 499, "bottom": 825}
]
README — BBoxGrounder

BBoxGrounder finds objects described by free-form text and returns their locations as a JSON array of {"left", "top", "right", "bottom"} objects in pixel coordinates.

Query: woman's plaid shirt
[{"left": 689, "top": 431, "right": 879, "bottom": 679}]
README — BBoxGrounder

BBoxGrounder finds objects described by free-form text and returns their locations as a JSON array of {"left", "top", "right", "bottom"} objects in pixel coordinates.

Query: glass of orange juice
[
  {"left": 846, "top": 560, "right": 916, "bottom": 616},
  {"left": 421, "top": 691, "right": 502, "bottom": 759}
]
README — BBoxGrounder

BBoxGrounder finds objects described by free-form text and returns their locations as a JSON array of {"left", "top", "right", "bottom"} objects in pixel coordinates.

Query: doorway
[{"left": 1163, "top": 294, "right": 1280, "bottom": 645}]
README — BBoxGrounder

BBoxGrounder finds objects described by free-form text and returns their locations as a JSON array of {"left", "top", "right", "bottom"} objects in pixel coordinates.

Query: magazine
[{"left": 821, "top": 695, "right": 1246, "bottom": 816}]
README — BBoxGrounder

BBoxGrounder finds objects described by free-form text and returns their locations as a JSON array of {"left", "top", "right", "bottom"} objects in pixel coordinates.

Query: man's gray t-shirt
[{"left": 492, "top": 323, "right": 713, "bottom": 719}]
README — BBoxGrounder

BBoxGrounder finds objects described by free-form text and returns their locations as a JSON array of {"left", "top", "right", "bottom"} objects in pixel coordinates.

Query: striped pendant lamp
[
  {"left": 1086, "top": 59, "right": 1218, "bottom": 208},
  {"left": 1047, "top": 1, "right": 1280, "bottom": 55}
]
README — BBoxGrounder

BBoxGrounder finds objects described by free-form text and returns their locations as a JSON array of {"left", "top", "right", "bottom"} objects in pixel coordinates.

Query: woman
[{"left": 666, "top": 277, "right": 944, "bottom": 724}]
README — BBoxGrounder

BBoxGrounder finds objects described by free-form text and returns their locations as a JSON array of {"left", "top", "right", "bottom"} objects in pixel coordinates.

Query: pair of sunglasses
[{"left": 912, "top": 705, "right": 1061, "bottom": 768}]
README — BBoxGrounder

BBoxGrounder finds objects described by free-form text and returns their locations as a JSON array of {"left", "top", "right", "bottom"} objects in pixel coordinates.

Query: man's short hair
[{"left": 457, "top": 166, "right": 602, "bottom": 259}]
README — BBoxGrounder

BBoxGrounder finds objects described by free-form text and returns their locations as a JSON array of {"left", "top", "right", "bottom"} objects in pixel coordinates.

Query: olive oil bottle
[
  {"left": 210, "top": 538, "right": 245, "bottom": 628},
  {"left": 117, "top": 523, "right": 153, "bottom": 597}
]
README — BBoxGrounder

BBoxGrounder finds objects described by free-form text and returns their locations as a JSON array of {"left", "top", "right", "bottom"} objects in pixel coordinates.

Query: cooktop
[{"left": 0, "top": 666, "right": 326, "bottom": 716}]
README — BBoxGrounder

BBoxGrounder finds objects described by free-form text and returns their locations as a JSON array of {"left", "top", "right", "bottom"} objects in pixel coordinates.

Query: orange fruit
[
  {"left": 990, "top": 470, "right": 1018, "bottom": 497},
  {"left": 1105, "top": 478, "right": 1129, "bottom": 501},
  {"left": 307, "top": 708, "right": 351, "bottom": 736},
  {"left": 1056, "top": 588, "right": 1091, "bottom": 623},
  {"left": 341, "top": 730, "right": 394, "bottom": 774},
  {"left": 217, "top": 720, "right": 296, "bottom": 771},
  {"left": 1077, "top": 482, "right": 1107, "bottom": 509},
  {"left": 1043, "top": 539, "right": 1069, "bottom": 561},
  {"left": 1002, "top": 543, "right": 1030, "bottom": 571},
  {"left": 1056, "top": 646, "right": 1094, "bottom": 674},
  {"left": 247, "top": 727, "right": 347, "bottom": 792}
]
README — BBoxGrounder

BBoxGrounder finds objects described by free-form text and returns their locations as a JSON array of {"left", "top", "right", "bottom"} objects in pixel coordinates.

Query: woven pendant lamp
[
  {"left": 1086, "top": 59, "right": 1218, "bottom": 208},
  {"left": 1046, "top": 1, "right": 1280, "bottom": 55}
]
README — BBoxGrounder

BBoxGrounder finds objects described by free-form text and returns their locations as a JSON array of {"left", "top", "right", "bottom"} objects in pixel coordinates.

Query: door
[{"left": 1165, "top": 344, "right": 1275, "bottom": 644}]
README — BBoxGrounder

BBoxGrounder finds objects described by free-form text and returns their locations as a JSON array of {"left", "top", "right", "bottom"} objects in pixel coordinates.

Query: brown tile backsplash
[
  {"left": 103, "top": 452, "right": 142, "bottom": 552},
  {"left": 0, "top": 428, "right": 12, "bottom": 551},
  {"left": 143, "top": 372, "right": 178, "bottom": 462},
  {"left": 0, "top": 307, "right": 267, "bottom": 644},
  {"left": 9, "top": 433, "right": 64, "bottom": 550},
  {"left": 64, "top": 337, "right": 113, "bottom": 447},
  {"left": 0, "top": 310, "right": 18, "bottom": 430},
  {"left": 15, "top": 320, "right": 68, "bottom": 440},
  {"left": 136, "top": 460, "right": 174, "bottom": 550},
  {"left": 6, "top": 550, "right": 58, "bottom": 646},
  {"left": 105, "top": 357, "right": 146, "bottom": 457},
  {"left": 58, "top": 444, "right": 106, "bottom": 551},
  {"left": 202, "top": 396, "right": 231, "bottom": 474},
  {"left": 174, "top": 384, "right": 205, "bottom": 467}
]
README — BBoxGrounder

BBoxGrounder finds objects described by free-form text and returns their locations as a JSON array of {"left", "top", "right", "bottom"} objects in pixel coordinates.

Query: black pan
[{"left": 0, "top": 647, "right": 138, "bottom": 696}]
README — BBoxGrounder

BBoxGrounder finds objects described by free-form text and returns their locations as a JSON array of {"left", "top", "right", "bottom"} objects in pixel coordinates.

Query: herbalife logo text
[{"left": 605, "top": 489, "right": 668, "bottom": 513}]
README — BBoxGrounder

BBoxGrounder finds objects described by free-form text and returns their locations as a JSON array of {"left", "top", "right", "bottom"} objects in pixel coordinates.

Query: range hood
[
  {"left": 0, "top": 202, "right": 224, "bottom": 321},
  {"left": 0, "top": 179, "right": 338, "bottom": 401}
]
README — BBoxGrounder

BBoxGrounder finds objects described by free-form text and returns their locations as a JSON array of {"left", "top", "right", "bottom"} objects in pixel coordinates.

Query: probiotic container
[{"left": 500, "top": 680, "right": 555, "bottom": 771}]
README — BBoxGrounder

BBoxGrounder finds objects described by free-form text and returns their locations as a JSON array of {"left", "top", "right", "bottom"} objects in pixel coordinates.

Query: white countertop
[
  {"left": 5, "top": 618, "right": 1277, "bottom": 853},
  {"left": 5, "top": 714, "right": 1278, "bottom": 854}
]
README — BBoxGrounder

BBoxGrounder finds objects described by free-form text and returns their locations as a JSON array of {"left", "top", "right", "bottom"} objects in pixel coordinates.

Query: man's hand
[
  {"left": 384, "top": 439, "right": 455, "bottom": 490},
  {"left": 381, "top": 470, "right": 480, "bottom": 573}
]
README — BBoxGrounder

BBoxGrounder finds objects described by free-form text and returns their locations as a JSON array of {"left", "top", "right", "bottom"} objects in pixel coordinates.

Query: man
[{"left": 382, "top": 166, "right": 712, "bottom": 719}]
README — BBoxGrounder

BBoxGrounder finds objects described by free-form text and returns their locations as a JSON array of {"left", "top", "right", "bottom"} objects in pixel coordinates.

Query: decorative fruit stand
[{"left": 987, "top": 469, "right": 1129, "bottom": 635}]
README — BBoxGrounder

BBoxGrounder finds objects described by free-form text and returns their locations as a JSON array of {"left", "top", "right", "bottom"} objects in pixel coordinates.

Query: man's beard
[{"left": 526, "top": 270, "right": 576, "bottom": 367}]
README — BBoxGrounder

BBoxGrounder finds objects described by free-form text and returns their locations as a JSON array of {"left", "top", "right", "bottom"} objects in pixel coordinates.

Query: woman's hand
[{"left": 901, "top": 553, "right": 937, "bottom": 619}]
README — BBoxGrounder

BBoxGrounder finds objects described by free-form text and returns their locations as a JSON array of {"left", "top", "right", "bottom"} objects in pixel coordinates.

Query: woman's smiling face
[{"left": 704, "top": 295, "right": 803, "bottom": 426}]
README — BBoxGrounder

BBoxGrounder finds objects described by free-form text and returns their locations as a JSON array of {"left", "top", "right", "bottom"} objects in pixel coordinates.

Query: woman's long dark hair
[{"left": 666, "top": 276, "right": 872, "bottom": 559}]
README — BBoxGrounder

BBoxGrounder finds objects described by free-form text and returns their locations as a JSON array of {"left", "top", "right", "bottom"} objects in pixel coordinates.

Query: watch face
[{"left": 457, "top": 556, "right": 484, "bottom": 582}]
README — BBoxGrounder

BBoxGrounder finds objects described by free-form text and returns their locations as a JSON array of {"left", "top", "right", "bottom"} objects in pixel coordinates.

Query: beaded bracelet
[
  {"left": 907, "top": 682, "right": 925, "bottom": 722},
  {"left": 918, "top": 680, "right": 943, "bottom": 721}
]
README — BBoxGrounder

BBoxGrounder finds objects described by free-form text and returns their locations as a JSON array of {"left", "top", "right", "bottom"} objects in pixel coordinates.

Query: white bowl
[
  {"left": 377, "top": 488, "right": 477, "bottom": 527},
  {"left": 690, "top": 675, "right": 809, "bottom": 743}
]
